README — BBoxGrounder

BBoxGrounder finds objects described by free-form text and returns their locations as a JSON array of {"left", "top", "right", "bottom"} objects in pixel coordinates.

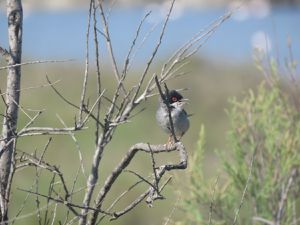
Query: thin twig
[
  {"left": 128, "top": 22, "right": 159, "bottom": 71},
  {"left": 148, "top": 143, "right": 160, "bottom": 193},
  {"left": 275, "top": 168, "right": 298, "bottom": 225},
  {"left": 163, "top": 83, "right": 178, "bottom": 143},
  {"left": 35, "top": 167, "right": 42, "bottom": 225},
  {"left": 112, "top": 176, "right": 173, "bottom": 221},
  {"left": 0, "top": 79, "right": 60, "bottom": 96},
  {"left": 154, "top": 76, "right": 177, "bottom": 143},
  {"left": 92, "top": 1, "right": 103, "bottom": 142},
  {"left": 99, "top": 178, "right": 146, "bottom": 222},
  {"left": 98, "top": 0, "right": 126, "bottom": 95},
  {"left": 121, "top": 11, "right": 152, "bottom": 78},
  {"left": 81, "top": 90, "right": 106, "bottom": 126},
  {"left": 44, "top": 174, "right": 56, "bottom": 225},
  {"left": 0, "top": 46, "right": 10, "bottom": 61},
  {"left": 6, "top": 95, "right": 32, "bottom": 120},
  {"left": 18, "top": 111, "right": 43, "bottom": 135},
  {"left": 89, "top": 142, "right": 186, "bottom": 224},
  {"left": 63, "top": 166, "right": 81, "bottom": 225},
  {"left": 252, "top": 216, "right": 274, "bottom": 225},
  {"left": 17, "top": 126, "right": 86, "bottom": 137},
  {"left": 46, "top": 75, "right": 104, "bottom": 128},
  {"left": 50, "top": 203, "right": 58, "bottom": 225},
  {"left": 131, "top": 0, "right": 175, "bottom": 104},
  {"left": 233, "top": 145, "right": 257, "bottom": 225},
  {"left": 163, "top": 191, "right": 181, "bottom": 225},
  {"left": 78, "top": 0, "right": 93, "bottom": 126},
  {"left": 208, "top": 175, "right": 220, "bottom": 225},
  {"left": 1, "top": 202, "right": 55, "bottom": 225},
  {"left": 124, "top": 170, "right": 157, "bottom": 191},
  {"left": 18, "top": 188, "right": 114, "bottom": 216},
  {"left": 56, "top": 114, "right": 86, "bottom": 177},
  {"left": 0, "top": 59, "right": 74, "bottom": 70},
  {"left": 11, "top": 175, "right": 39, "bottom": 225}
]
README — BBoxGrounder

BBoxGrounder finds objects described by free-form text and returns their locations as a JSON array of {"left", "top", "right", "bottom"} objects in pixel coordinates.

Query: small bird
[{"left": 156, "top": 90, "right": 190, "bottom": 145}]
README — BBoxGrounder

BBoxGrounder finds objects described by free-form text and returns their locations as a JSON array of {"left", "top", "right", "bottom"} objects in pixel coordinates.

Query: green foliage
[{"left": 181, "top": 81, "right": 300, "bottom": 225}]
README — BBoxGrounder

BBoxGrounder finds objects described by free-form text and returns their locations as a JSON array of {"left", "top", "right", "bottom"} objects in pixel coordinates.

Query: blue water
[{"left": 0, "top": 6, "right": 299, "bottom": 64}]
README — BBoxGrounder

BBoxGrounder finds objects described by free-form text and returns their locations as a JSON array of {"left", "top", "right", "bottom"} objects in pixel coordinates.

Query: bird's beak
[{"left": 180, "top": 98, "right": 190, "bottom": 105}]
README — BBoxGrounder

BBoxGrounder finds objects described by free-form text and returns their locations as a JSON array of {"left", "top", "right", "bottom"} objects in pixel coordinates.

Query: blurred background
[{"left": 0, "top": 0, "right": 299, "bottom": 224}]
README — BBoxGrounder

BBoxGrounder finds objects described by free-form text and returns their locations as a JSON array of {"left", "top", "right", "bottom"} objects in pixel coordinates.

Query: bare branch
[
  {"left": 127, "top": 22, "right": 159, "bottom": 72},
  {"left": 2, "top": 202, "right": 56, "bottom": 225},
  {"left": 63, "top": 166, "right": 81, "bottom": 225},
  {"left": 208, "top": 175, "right": 220, "bottom": 225},
  {"left": 92, "top": 1, "right": 103, "bottom": 141},
  {"left": 131, "top": 0, "right": 175, "bottom": 104},
  {"left": 17, "top": 126, "right": 86, "bottom": 137},
  {"left": 0, "top": 46, "right": 10, "bottom": 62},
  {"left": 11, "top": 176, "right": 40, "bottom": 225},
  {"left": 18, "top": 111, "right": 43, "bottom": 135},
  {"left": 39, "top": 137, "right": 52, "bottom": 163},
  {"left": 163, "top": 191, "right": 181, "bottom": 225},
  {"left": 79, "top": 139, "right": 106, "bottom": 224},
  {"left": 233, "top": 145, "right": 257, "bottom": 225},
  {"left": 252, "top": 217, "right": 274, "bottom": 225},
  {"left": 50, "top": 203, "right": 58, "bottom": 225},
  {"left": 81, "top": 90, "right": 106, "bottom": 126},
  {"left": 0, "top": 79, "right": 60, "bottom": 97},
  {"left": 112, "top": 176, "right": 173, "bottom": 221},
  {"left": 105, "top": 178, "right": 145, "bottom": 212},
  {"left": 46, "top": 75, "right": 104, "bottom": 128},
  {"left": 124, "top": 170, "right": 158, "bottom": 191},
  {"left": 154, "top": 76, "right": 177, "bottom": 143},
  {"left": 98, "top": 1, "right": 127, "bottom": 95},
  {"left": 56, "top": 115, "right": 86, "bottom": 177},
  {"left": 0, "top": 0, "right": 23, "bottom": 221},
  {"left": 78, "top": 0, "right": 93, "bottom": 126},
  {"left": 0, "top": 59, "right": 74, "bottom": 71},
  {"left": 110, "top": 191, "right": 149, "bottom": 220},
  {"left": 5, "top": 94, "right": 32, "bottom": 120},
  {"left": 0, "top": 89, "right": 7, "bottom": 109},
  {"left": 275, "top": 168, "right": 299, "bottom": 225},
  {"left": 148, "top": 143, "right": 160, "bottom": 193},
  {"left": 17, "top": 188, "right": 114, "bottom": 216},
  {"left": 121, "top": 11, "right": 152, "bottom": 78},
  {"left": 89, "top": 141, "right": 187, "bottom": 224},
  {"left": 34, "top": 167, "right": 42, "bottom": 225},
  {"left": 45, "top": 75, "right": 79, "bottom": 109}
]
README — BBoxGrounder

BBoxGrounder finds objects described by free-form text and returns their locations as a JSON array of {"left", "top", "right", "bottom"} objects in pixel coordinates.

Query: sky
[{"left": 0, "top": 2, "right": 300, "bottom": 65}]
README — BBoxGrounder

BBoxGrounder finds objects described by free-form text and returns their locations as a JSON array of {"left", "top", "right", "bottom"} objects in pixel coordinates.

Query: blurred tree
[{"left": 181, "top": 74, "right": 300, "bottom": 224}]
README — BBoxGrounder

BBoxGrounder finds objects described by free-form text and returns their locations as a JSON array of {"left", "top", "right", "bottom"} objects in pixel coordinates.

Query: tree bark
[{"left": 0, "top": 0, "right": 23, "bottom": 222}]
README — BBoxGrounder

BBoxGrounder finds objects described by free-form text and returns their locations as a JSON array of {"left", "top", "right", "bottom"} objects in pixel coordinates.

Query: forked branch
[{"left": 89, "top": 142, "right": 187, "bottom": 224}]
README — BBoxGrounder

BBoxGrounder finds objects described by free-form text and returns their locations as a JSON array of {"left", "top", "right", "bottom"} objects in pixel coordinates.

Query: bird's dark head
[{"left": 166, "top": 90, "right": 183, "bottom": 104}]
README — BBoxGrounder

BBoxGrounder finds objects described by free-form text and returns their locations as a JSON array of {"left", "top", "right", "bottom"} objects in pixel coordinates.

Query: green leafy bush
[{"left": 181, "top": 80, "right": 300, "bottom": 225}]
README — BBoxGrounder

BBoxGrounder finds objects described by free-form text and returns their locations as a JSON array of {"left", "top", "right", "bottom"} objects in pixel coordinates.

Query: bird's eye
[{"left": 172, "top": 96, "right": 177, "bottom": 102}]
